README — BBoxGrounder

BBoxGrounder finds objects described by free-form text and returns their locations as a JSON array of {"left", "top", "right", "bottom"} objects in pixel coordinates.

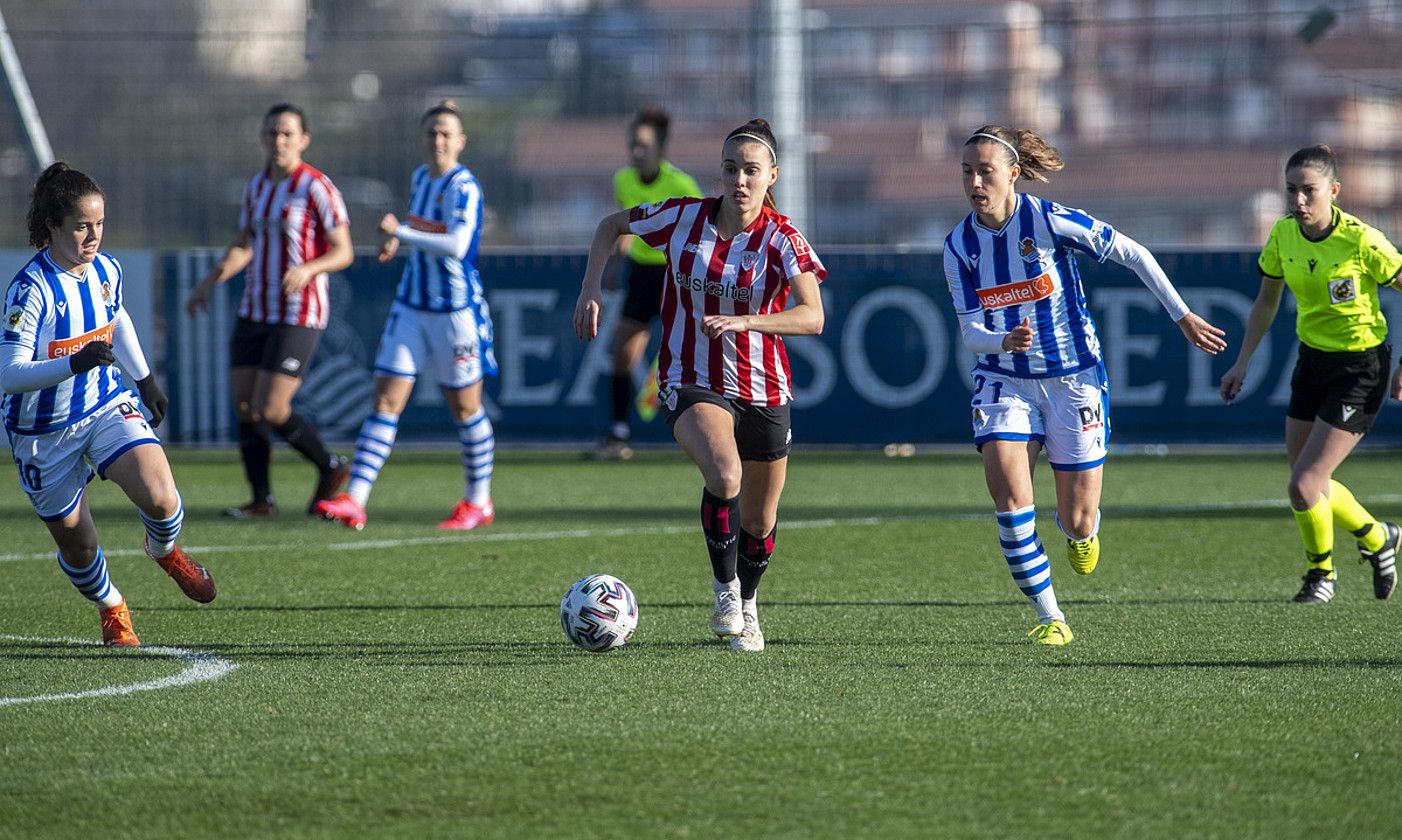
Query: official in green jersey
[
  {"left": 592, "top": 107, "right": 701, "bottom": 461},
  {"left": 1221, "top": 144, "right": 1402, "bottom": 604}
]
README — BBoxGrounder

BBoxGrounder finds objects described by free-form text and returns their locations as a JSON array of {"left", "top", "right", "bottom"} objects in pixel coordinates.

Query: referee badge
[{"left": 1328, "top": 277, "right": 1356, "bottom": 304}]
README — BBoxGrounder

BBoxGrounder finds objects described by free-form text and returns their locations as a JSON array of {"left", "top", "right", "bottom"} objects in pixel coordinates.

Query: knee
[
  {"left": 147, "top": 483, "right": 182, "bottom": 518},
  {"left": 707, "top": 462, "right": 743, "bottom": 498},
  {"left": 741, "top": 513, "right": 776, "bottom": 537},
  {"left": 235, "top": 401, "right": 257, "bottom": 423},
  {"left": 1060, "top": 507, "right": 1097, "bottom": 540},
  {"left": 1288, "top": 472, "right": 1324, "bottom": 509}
]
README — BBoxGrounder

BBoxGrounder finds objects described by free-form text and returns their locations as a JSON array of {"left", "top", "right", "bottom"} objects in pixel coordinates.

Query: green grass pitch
[{"left": 3, "top": 448, "right": 1402, "bottom": 838}]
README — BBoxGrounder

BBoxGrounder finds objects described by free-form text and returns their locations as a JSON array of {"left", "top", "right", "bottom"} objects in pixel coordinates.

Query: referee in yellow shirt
[
  {"left": 592, "top": 107, "right": 702, "bottom": 460},
  {"left": 1222, "top": 144, "right": 1402, "bottom": 603}
]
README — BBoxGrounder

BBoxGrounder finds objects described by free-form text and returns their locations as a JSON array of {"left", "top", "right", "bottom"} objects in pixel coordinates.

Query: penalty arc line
[
  {"left": 0, "top": 635, "right": 237, "bottom": 709},
  {"left": 2, "top": 494, "right": 1401, "bottom": 564}
]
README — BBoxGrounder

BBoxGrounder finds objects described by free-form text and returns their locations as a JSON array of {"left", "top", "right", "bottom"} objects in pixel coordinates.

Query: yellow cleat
[
  {"left": 1027, "top": 620, "right": 1073, "bottom": 646},
  {"left": 1067, "top": 535, "right": 1100, "bottom": 575}
]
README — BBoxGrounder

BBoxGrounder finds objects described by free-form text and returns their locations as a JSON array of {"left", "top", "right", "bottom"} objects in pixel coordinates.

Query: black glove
[
  {"left": 136, "top": 375, "right": 169, "bottom": 429},
  {"left": 69, "top": 341, "right": 115, "bottom": 374}
]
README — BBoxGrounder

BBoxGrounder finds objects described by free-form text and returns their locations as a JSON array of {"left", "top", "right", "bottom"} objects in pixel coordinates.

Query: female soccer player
[
  {"left": 314, "top": 100, "right": 498, "bottom": 531},
  {"left": 573, "top": 118, "right": 825, "bottom": 652},
  {"left": 1220, "top": 144, "right": 1402, "bottom": 604},
  {"left": 591, "top": 107, "right": 702, "bottom": 461},
  {"left": 943, "top": 125, "right": 1225, "bottom": 646},
  {"left": 185, "top": 103, "right": 353, "bottom": 519},
  {"left": 2, "top": 164, "right": 216, "bottom": 646}
]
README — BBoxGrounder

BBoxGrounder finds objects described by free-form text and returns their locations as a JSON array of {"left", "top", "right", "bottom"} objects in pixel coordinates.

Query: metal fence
[{"left": 3, "top": 0, "right": 1402, "bottom": 253}]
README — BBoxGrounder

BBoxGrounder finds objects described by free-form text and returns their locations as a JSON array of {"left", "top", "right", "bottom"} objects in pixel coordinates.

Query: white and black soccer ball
[{"left": 560, "top": 574, "right": 638, "bottom": 652}]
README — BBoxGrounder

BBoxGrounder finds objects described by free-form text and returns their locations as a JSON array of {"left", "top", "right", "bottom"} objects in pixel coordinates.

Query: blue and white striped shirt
[
  {"left": 943, "top": 193, "right": 1116, "bottom": 378},
  {"left": 2, "top": 251, "right": 129, "bottom": 434},
  {"left": 396, "top": 164, "right": 484, "bottom": 313}
]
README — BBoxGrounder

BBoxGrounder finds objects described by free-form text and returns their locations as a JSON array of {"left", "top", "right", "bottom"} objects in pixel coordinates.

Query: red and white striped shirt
[
  {"left": 629, "top": 196, "right": 826, "bottom": 406},
  {"left": 236, "top": 162, "right": 349, "bottom": 329}
]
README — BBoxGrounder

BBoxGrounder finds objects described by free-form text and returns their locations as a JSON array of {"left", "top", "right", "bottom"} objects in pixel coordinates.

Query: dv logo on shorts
[
  {"left": 1078, "top": 403, "right": 1104, "bottom": 431},
  {"left": 1329, "top": 277, "right": 1356, "bottom": 304},
  {"left": 280, "top": 357, "right": 302, "bottom": 373},
  {"left": 453, "top": 343, "right": 478, "bottom": 365},
  {"left": 117, "top": 401, "right": 145, "bottom": 422}
]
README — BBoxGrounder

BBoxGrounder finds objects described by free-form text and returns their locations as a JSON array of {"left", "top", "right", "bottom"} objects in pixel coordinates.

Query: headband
[
  {"left": 968, "top": 132, "right": 1019, "bottom": 163},
  {"left": 728, "top": 132, "right": 778, "bottom": 162}
]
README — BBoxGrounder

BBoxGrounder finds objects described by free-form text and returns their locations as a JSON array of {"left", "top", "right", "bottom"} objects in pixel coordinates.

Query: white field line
[
  {"left": 3, "top": 494, "right": 1401, "bottom": 565},
  {"left": 0, "top": 635, "right": 237, "bottom": 709}
]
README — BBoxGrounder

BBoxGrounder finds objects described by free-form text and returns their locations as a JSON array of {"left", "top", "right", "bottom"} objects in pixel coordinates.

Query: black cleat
[
  {"left": 308, "top": 457, "right": 351, "bottom": 515},
  {"left": 1292, "top": 567, "right": 1336, "bottom": 604},
  {"left": 1359, "top": 521, "right": 1400, "bottom": 600},
  {"left": 223, "top": 498, "right": 278, "bottom": 519}
]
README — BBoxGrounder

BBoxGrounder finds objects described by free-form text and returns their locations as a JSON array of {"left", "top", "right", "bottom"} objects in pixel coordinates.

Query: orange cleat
[
  {"left": 100, "top": 599, "right": 141, "bottom": 647},
  {"left": 437, "top": 499, "right": 495, "bottom": 531},
  {"left": 313, "top": 492, "right": 367, "bottom": 530},
  {"left": 146, "top": 538, "right": 217, "bottom": 603}
]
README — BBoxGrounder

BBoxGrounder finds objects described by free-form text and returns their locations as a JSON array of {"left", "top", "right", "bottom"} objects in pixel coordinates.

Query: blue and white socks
[
  {"left": 459, "top": 409, "right": 494, "bottom": 505},
  {"left": 140, "top": 497, "right": 184, "bottom": 558},
  {"left": 347, "top": 411, "right": 400, "bottom": 507},
  {"left": 996, "top": 506, "right": 1063, "bottom": 624},
  {"left": 59, "top": 548, "right": 123, "bottom": 609}
]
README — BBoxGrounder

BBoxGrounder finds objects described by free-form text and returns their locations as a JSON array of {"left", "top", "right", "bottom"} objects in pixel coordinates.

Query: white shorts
[
  {"left": 969, "top": 364, "right": 1109, "bottom": 471},
  {"left": 6, "top": 398, "right": 161, "bottom": 521},
  {"left": 373, "top": 301, "right": 484, "bottom": 389}
]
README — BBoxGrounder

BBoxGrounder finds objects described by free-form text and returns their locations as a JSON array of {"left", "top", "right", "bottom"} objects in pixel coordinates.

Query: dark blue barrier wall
[{"left": 164, "top": 249, "right": 1402, "bottom": 446}]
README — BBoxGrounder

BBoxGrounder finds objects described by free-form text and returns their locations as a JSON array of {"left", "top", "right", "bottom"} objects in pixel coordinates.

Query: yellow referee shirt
[
  {"left": 1258, "top": 206, "right": 1402, "bottom": 352},
  {"left": 615, "top": 161, "right": 702, "bottom": 266}
]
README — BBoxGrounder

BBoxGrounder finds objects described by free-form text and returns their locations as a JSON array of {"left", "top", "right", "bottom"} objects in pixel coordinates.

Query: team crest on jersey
[
  {"left": 1018, "top": 237, "right": 1041, "bottom": 263},
  {"left": 1329, "top": 277, "right": 1356, "bottom": 304},
  {"left": 101, "top": 281, "right": 112, "bottom": 305},
  {"left": 740, "top": 252, "right": 760, "bottom": 271}
]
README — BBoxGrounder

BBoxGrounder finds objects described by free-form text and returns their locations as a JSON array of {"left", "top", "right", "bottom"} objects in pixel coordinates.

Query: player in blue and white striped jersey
[
  {"left": 315, "top": 100, "right": 499, "bottom": 531},
  {"left": 1, "top": 164, "right": 215, "bottom": 646},
  {"left": 942, "top": 125, "right": 1226, "bottom": 646}
]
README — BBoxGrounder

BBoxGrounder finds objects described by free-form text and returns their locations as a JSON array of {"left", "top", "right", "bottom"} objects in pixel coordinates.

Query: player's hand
[
  {"left": 282, "top": 265, "right": 313, "bottom": 295},
  {"left": 379, "top": 213, "right": 400, "bottom": 237},
  {"left": 701, "top": 314, "right": 748, "bottom": 339},
  {"left": 1177, "top": 312, "right": 1227, "bottom": 355},
  {"left": 1391, "top": 363, "right": 1402, "bottom": 401},
  {"left": 378, "top": 237, "right": 399, "bottom": 263},
  {"left": 1219, "top": 362, "right": 1247, "bottom": 403},
  {"left": 573, "top": 290, "right": 604, "bottom": 341},
  {"left": 1001, "top": 317, "right": 1033, "bottom": 353},
  {"left": 69, "top": 341, "right": 115, "bottom": 374},
  {"left": 185, "top": 279, "right": 213, "bottom": 318},
  {"left": 136, "top": 374, "right": 168, "bottom": 428}
]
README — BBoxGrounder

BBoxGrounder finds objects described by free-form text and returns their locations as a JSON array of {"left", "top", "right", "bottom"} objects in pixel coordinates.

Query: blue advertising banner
[{"left": 163, "top": 249, "right": 1402, "bottom": 446}]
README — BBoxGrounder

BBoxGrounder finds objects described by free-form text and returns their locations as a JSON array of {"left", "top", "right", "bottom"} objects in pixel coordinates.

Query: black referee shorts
[
  {"left": 660, "top": 384, "right": 792, "bottom": 462},
  {"left": 619, "top": 259, "right": 667, "bottom": 325},
  {"left": 1287, "top": 341, "right": 1392, "bottom": 434},
  {"left": 229, "top": 317, "right": 322, "bottom": 379}
]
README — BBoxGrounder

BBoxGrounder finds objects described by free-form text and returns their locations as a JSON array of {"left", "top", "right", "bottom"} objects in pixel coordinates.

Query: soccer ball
[{"left": 560, "top": 574, "right": 638, "bottom": 652}]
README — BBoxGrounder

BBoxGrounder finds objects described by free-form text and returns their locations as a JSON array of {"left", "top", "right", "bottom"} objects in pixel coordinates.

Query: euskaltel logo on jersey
[
  {"left": 47, "top": 322, "right": 114, "bottom": 359},
  {"left": 675, "top": 272, "right": 754, "bottom": 302},
  {"left": 976, "top": 273, "right": 1055, "bottom": 310}
]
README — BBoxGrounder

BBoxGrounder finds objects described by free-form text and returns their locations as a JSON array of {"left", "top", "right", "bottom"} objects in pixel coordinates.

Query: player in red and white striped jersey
[
  {"left": 186, "top": 104, "right": 353, "bottom": 519},
  {"left": 574, "top": 118, "right": 826, "bottom": 653}
]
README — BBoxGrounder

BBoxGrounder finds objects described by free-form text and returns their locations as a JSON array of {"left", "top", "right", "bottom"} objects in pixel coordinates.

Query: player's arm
[
  {"left": 186, "top": 228, "right": 253, "bottom": 317},
  {"left": 573, "top": 209, "right": 634, "bottom": 341},
  {"left": 111, "top": 308, "right": 168, "bottom": 427},
  {"left": 283, "top": 224, "right": 353, "bottom": 294},
  {"left": 0, "top": 290, "right": 113, "bottom": 394},
  {"left": 701, "top": 272, "right": 824, "bottom": 338},
  {"left": 1103, "top": 231, "right": 1226, "bottom": 355},
  {"left": 943, "top": 248, "right": 1027, "bottom": 353},
  {"left": 1219, "top": 276, "right": 1285, "bottom": 403}
]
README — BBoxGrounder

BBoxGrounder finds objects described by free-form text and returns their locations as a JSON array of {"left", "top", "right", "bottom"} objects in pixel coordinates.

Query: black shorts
[
  {"left": 1287, "top": 341, "right": 1391, "bottom": 434},
  {"left": 229, "top": 317, "right": 322, "bottom": 378},
  {"left": 660, "top": 384, "right": 792, "bottom": 462},
  {"left": 620, "top": 259, "right": 667, "bottom": 324}
]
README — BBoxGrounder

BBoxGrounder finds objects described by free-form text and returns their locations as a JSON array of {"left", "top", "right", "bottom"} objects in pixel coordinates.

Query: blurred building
[{"left": 2, "top": 0, "right": 1401, "bottom": 249}]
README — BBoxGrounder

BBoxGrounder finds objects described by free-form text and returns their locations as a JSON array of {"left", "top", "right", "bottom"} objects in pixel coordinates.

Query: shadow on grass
[{"left": 1043, "top": 658, "right": 1402, "bottom": 670}]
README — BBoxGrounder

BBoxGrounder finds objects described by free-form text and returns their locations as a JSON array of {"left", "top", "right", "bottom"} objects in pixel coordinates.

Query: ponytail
[
  {"left": 26, "top": 162, "right": 104, "bottom": 248},
  {"left": 965, "top": 124, "right": 1065, "bottom": 183}
]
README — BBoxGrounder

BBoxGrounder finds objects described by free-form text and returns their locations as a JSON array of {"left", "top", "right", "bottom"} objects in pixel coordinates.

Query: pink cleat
[
  {"left": 313, "top": 492, "right": 367, "bottom": 531},
  {"left": 437, "top": 499, "right": 495, "bottom": 531}
]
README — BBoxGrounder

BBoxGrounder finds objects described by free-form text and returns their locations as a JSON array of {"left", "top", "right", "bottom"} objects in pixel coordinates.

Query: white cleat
[
  {"left": 729, "top": 611, "right": 764, "bottom": 652},
  {"left": 710, "top": 582, "right": 744, "bottom": 637}
]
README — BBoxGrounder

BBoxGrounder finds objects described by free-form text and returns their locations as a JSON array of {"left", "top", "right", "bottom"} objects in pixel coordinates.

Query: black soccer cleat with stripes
[
  {"left": 1359, "top": 521, "right": 1400, "bottom": 601},
  {"left": 1292, "top": 567, "right": 1336, "bottom": 604}
]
